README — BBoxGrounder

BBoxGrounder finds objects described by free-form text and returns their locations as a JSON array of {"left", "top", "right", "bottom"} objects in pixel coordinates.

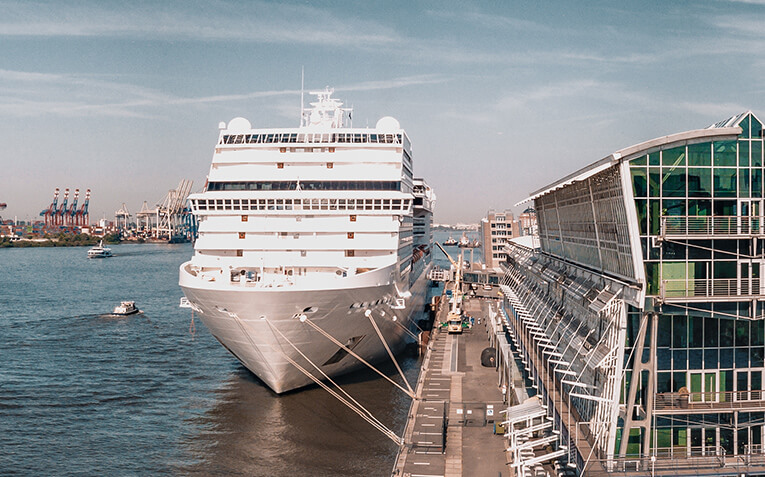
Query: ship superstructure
[{"left": 179, "top": 89, "right": 435, "bottom": 393}]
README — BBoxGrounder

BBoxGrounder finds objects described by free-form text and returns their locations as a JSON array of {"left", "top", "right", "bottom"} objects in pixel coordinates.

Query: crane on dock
[
  {"left": 74, "top": 189, "right": 90, "bottom": 226},
  {"left": 55, "top": 189, "right": 69, "bottom": 226},
  {"left": 435, "top": 242, "right": 466, "bottom": 333},
  {"left": 40, "top": 188, "right": 60, "bottom": 227},
  {"left": 65, "top": 189, "right": 79, "bottom": 226}
]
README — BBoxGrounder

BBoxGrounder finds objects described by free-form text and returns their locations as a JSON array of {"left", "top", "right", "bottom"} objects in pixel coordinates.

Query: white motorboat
[
  {"left": 113, "top": 301, "right": 139, "bottom": 315},
  {"left": 88, "top": 240, "right": 113, "bottom": 258}
]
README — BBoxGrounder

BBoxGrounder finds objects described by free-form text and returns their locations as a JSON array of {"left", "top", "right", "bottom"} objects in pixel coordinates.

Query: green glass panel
[
  {"left": 688, "top": 199, "right": 711, "bottom": 216},
  {"left": 753, "top": 168, "right": 762, "bottom": 198},
  {"left": 674, "top": 428, "right": 687, "bottom": 448},
  {"left": 688, "top": 143, "right": 711, "bottom": 166},
  {"left": 714, "top": 261, "right": 737, "bottom": 279},
  {"left": 714, "top": 141, "right": 737, "bottom": 167},
  {"left": 690, "top": 373, "right": 702, "bottom": 402},
  {"left": 631, "top": 168, "right": 647, "bottom": 197},
  {"left": 689, "top": 315, "right": 704, "bottom": 347},
  {"left": 649, "top": 168, "right": 661, "bottom": 197},
  {"left": 753, "top": 141, "right": 763, "bottom": 167},
  {"left": 662, "top": 167, "right": 686, "bottom": 197},
  {"left": 663, "top": 146, "right": 686, "bottom": 166},
  {"left": 740, "top": 168, "right": 750, "bottom": 197},
  {"left": 720, "top": 319, "right": 734, "bottom": 346},
  {"left": 737, "top": 321, "right": 750, "bottom": 346},
  {"left": 649, "top": 152, "right": 661, "bottom": 166},
  {"left": 635, "top": 199, "right": 647, "bottom": 234},
  {"left": 673, "top": 371, "right": 687, "bottom": 391},
  {"left": 752, "top": 116, "right": 763, "bottom": 138},
  {"left": 754, "top": 320, "right": 764, "bottom": 346},
  {"left": 627, "top": 428, "right": 641, "bottom": 456},
  {"left": 664, "top": 199, "right": 686, "bottom": 216},
  {"left": 657, "top": 428, "right": 672, "bottom": 448},
  {"left": 713, "top": 168, "right": 737, "bottom": 197},
  {"left": 631, "top": 155, "right": 647, "bottom": 166},
  {"left": 740, "top": 141, "right": 750, "bottom": 167},
  {"left": 688, "top": 168, "right": 712, "bottom": 197},
  {"left": 649, "top": 200, "right": 661, "bottom": 235},
  {"left": 646, "top": 262, "right": 659, "bottom": 295},
  {"left": 740, "top": 115, "right": 751, "bottom": 139}
]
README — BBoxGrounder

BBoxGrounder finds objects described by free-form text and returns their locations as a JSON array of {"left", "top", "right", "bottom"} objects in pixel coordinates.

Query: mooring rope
[
  {"left": 365, "top": 310, "right": 415, "bottom": 397},
  {"left": 301, "top": 316, "right": 416, "bottom": 399},
  {"left": 264, "top": 318, "right": 403, "bottom": 446}
]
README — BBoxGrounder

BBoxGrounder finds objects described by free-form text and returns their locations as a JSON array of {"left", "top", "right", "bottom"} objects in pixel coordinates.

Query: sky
[{"left": 2, "top": 0, "right": 765, "bottom": 224}]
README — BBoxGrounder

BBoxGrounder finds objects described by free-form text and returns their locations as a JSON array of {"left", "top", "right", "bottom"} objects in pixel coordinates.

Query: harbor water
[{"left": 0, "top": 231, "right": 478, "bottom": 475}]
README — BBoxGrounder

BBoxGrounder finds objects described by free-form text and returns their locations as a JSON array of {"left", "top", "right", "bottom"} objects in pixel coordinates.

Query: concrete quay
[{"left": 392, "top": 292, "right": 513, "bottom": 477}]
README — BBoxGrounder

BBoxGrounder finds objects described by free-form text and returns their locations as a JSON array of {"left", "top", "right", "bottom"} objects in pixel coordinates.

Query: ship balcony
[
  {"left": 660, "top": 278, "right": 763, "bottom": 303},
  {"left": 661, "top": 215, "right": 764, "bottom": 239},
  {"left": 653, "top": 390, "right": 765, "bottom": 414}
]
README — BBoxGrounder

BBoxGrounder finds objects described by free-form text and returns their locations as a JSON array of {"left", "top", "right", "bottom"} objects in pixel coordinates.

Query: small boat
[
  {"left": 457, "top": 233, "right": 471, "bottom": 248},
  {"left": 88, "top": 240, "right": 113, "bottom": 258},
  {"left": 443, "top": 236, "right": 458, "bottom": 246},
  {"left": 113, "top": 301, "right": 139, "bottom": 315}
]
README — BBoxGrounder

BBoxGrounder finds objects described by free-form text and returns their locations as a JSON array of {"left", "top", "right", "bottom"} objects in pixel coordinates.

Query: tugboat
[
  {"left": 443, "top": 236, "right": 458, "bottom": 246},
  {"left": 112, "top": 301, "right": 139, "bottom": 315},
  {"left": 87, "top": 240, "right": 113, "bottom": 258}
]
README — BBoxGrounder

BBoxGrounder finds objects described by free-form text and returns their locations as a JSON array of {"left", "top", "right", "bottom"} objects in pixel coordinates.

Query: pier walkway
[{"left": 393, "top": 294, "right": 510, "bottom": 477}]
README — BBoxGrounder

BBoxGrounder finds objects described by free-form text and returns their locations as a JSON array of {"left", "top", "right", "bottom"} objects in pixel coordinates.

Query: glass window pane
[
  {"left": 714, "top": 141, "right": 737, "bottom": 167},
  {"left": 713, "top": 168, "right": 737, "bottom": 197},
  {"left": 649, "top": 152, "right": 661, "bottom": 166},
  {"left": 754, "top": 141, "right": 763, "bottom": 167},
  {"left": 649, "top": 168, "right": 661, "bottom": 197},
  {"left": 740, "top": 141, "right": 750, "bottom": 167},
  {"left": 673, "top": 315, "right": 688, "bottom": 348},
  {"left": 631, "top": 155, "right": 647, "bottom": 166},
  {"left": 663, "top": 146, "right": 686, "bottom": 166},
  {"left": 631, "top": 168, "right": 647, "bottom": 197},
  {"left": 688, "top": 168, "right": 712, "bottom": 197},
  {"left": 688, "top": 143, "right": 711, "bottom": 166},
  {"left": 753, "top": 168, "right": 763, "bottom": 198},
  {"left": 662, "top": 167, "right": 686, "bottom": 197},
  {"left": 740, "top": 168, "right": 750, "bottom": 197}
]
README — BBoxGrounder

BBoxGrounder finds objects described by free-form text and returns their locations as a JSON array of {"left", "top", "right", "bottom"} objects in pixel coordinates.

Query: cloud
[
  {"left": 0, "top": 0, "right": 401, "bottom": 48},
  {"left": 0, "top": 68, "right": 449, "bottom": 118}
]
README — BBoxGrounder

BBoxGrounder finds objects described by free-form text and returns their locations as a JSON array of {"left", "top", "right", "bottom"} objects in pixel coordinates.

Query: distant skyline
[{"left": 3, "top": 0, "right": 765, "bottom": 223}]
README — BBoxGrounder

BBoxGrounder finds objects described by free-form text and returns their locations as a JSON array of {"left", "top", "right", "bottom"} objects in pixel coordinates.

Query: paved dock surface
[{"left": 394, "top": 295, "right": 509, "bottom": 476}]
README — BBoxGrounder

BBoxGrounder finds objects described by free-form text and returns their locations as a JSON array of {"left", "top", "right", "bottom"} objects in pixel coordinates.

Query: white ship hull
[{"left": 180, "top": 262, "right": 431, "bottom": 393}]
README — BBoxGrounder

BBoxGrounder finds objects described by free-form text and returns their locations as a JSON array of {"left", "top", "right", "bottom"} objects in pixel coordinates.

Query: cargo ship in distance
[{"left": 179, "top": 88, "right": 435, "bottom": 393}]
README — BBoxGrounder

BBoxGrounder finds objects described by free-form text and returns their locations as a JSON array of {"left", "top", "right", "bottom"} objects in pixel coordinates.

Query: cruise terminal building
[{"left": 501, "top": 112, "right": 765, "bottom": 475}]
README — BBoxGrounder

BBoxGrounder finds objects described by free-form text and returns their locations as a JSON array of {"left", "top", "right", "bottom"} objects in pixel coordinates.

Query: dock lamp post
[{"left": 650, "top": 454, "right": 656, "bottom": 476}]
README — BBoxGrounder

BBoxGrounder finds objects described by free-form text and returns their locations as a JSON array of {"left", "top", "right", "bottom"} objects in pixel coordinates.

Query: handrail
[
  {"left": 654, "top": 390, "right": 765, "bottom": 411},
  {"left": 661, "top": 215, "right": 764, "bottom": 237},
  {"left": 661, "top": 278, "right": 761, "bottom": 299}
]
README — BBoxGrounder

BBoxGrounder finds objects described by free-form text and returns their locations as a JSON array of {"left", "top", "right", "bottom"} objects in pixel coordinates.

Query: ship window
[
  {"left": 329, "top": 147, "right": 335, "bottom": 153},
  {"left": 236, "top": 250, "right": 243, "bottom": 257},
  {"left": 327, "top": 162, "right": 333, "bottom": 169},
  {"left": 239, "top": 232, "right": 245, "bottom": 239},
  {"left": 321, "top": 199, "right": 328, "bottom": 210},
  {"left": 241, "top": 215, "right": 248, "bottom": 222},
  {"left": 301, "top": 250, "right": 307, "bottom": 257},
  {"left": 277, "top": 162, "right": 284, "bottom": 168},
  {"left": 345, "top": 250, "right": 355, "bottom": 257},
  {"left": 350, "top": 215, "right": 356, "bottom": 222},
  {"left": 348, "top": 232, "right": 354, "bottom": 239}
]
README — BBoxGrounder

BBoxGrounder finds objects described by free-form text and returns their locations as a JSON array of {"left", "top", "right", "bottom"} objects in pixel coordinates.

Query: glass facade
[
  {"left": 503, "top": 112, "right": 765, "bottom": 473},
  {"left": 623, "top": 112, "right": 765, "bottom": 458}
]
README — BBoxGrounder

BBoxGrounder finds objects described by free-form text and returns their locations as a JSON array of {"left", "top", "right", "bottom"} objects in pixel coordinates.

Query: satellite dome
[
  {"left": 375, "top": 116, "right": 400, "bottom": 131},
  {"left": 227, "top": 117, "right": 252, "bottom": 133}
]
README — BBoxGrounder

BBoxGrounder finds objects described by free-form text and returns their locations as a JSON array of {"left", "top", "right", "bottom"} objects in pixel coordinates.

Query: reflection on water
[{"left": 179, "top": 361, "right": 419, "bottom": 476}]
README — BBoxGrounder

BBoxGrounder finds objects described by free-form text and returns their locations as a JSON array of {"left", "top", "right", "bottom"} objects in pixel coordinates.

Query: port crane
[
  {"left": 74, "top": 190, "right": 90, "bottom": 226},
  {"left": 40, "top": 188, "right": 60, "bottom": 227},
  {"left": 434, "top": 242, "right": 466, "bottom": 333}
]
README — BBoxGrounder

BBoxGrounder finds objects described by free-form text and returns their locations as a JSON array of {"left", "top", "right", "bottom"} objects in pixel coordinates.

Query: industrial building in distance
[
  {"left": 0, "top": 179, "right": 195, "bottom": 242},
  {"left": 500, "top": 111, "right": 765, "bottom": 475}
]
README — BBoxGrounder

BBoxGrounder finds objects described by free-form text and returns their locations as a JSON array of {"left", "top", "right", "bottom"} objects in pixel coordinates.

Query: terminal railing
[
  {"left": 662, "top": 215, "right": 763, "bottom": 238},
  {"left": 660, "top": 278, "right": 761, "bottom": 301},
  {"left": 653, "top": 390, "right": 765, "bottom": 413}
]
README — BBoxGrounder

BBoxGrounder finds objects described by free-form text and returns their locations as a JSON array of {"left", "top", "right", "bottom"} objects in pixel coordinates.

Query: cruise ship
[{"left": 179, "top": 89, "right": 435, "bottom": 393}]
